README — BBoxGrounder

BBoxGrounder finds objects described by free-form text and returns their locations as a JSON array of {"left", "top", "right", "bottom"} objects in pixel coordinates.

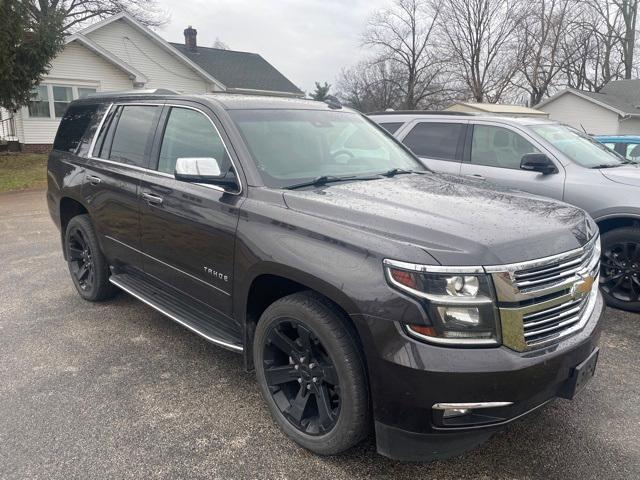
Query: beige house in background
[
  {"left": 535, "top": 80, "right": 640, "bottom": 135},
  {"left": 444, "top": 102, "right": 549, "bottom": 118},
  {"left": 1, "top": 12, "right": 302, "bottom": 152}
]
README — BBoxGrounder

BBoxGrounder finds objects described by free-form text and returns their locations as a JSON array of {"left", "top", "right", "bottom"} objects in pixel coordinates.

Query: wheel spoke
[
  {"left": 269, "top": 329, "right": 297, "bottom": 356},
  {"left": 314, "top": 384, "right": 335, "bottom": 431},
  {"left": 77, "top": 264, "right": 89, "bottom": 280},
  {"left": 264, "top": 364, "right": 298, "bottom": 386},
  {"left": 321, "top": 365, "right": 339, "bottom": 385},
  {"left": 601, "top": 260, "right": 619, "bottom": 270},
  {"left": 297, "top": 324, "right": 312, "bottom": 350},
  {"left": 612, "top": 275, "right": 626, "bottom": 291},
  {"left": 286, "top": 386, "right": 310, "bottom": 423},
  {"left": 68, "top": 247, "right": 83, "bottom": 260},
  {"left": 628, "top": 277, "right": 639, "bottom": 301},
  {"left": 623, "top": 243, "right": 631, "bottom": 262},
  {"left": 605, "top": 272, "right": 625, "bottom": 282}
]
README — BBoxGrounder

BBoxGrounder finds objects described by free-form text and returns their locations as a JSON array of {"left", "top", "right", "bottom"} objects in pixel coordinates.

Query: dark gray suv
[
  {"left": 371, "top": 111, "right": 640, "bottom": 312},
  {"left": 47, "top": 93, "right": 603, "bottom": 461}
]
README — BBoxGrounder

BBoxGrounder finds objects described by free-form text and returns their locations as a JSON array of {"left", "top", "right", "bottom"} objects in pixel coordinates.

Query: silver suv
[{"left": 369, "top": 111, "right": 640, "bottom": 312}]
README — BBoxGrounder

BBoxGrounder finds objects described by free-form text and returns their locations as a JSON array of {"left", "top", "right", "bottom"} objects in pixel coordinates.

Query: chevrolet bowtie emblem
[{"left": 571, "top": 275, "right": 594, "bottom": 300}]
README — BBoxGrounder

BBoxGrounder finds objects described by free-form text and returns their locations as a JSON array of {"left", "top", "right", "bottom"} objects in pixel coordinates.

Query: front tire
[
  {"left": 600, "top": 226, "right": 640, "bottom": 312},
  {"left": 254, "top": 292, "right": 370, "bottom": 455},
  {"left": 64, "top": 214, "right": 117, "bottom": 302}
]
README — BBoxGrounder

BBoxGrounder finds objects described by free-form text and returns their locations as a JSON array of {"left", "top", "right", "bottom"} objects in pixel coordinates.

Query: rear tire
[
  {"left": 64, "top": 214, "right": 117, "bottom": 302},
  {"left": 600, "top": 226, "right": 640, "bottom": 312},
  {"left": 254, "top": 291, "right": 370, "bottom": 455}
]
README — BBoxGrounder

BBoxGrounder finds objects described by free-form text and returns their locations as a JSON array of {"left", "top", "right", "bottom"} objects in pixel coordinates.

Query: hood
[
  {"left": 283, "top": 174, "right": 594, "bottom": 266},
  {"left": 600, "top": 164, "right": 640, "bottom": 187}
]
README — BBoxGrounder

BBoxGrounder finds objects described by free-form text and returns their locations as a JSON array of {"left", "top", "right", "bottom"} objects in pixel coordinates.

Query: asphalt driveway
[{"left": 1, "top": 189, "right": 638, "bottom": 480}]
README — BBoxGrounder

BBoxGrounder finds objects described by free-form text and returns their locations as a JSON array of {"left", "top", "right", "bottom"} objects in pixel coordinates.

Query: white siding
[
  {"left": 86, "top": 19, "right": 215, "bottom": 93},
  {"left": 18, "top": 43, "right": 133, "bottom": 144},
  {"left": 540, "top": 93, "right": 620, "bottom": 135},
  {"left": 617, "top": 118, "right": 640, "bottom": 135}
]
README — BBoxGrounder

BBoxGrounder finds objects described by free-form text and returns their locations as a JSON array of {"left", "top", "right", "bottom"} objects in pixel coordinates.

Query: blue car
[{"left": 594, "top": 135, "right": 640, "bottom": 162}]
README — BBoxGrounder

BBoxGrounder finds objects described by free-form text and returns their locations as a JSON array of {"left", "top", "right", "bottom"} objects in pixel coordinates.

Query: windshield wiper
[
  {"left": 379, "top": 168, "right": 425, "bottom": 177},
  {"left": 590, "top": 163, "right": 625, "bottom": 169},
  {"left": 285, "top": 175, "right": 359, "bottom": 190}
]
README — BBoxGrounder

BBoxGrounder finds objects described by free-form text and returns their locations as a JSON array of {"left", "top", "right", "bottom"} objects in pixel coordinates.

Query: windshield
[
  {"left": 229, "top": 109, "right": 425, "bottom": 188},
  {"left": 530, "top": 124, "right": 626, "bottom": 168}
]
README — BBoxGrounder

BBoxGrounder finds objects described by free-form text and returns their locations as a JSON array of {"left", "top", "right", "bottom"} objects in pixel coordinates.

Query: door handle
[
  {"left": 142, "top": 192, "right": 164, "bottom": 205},
  {"left": 87, "top": 175, "right": 102, "bottom": 185},
  {"left": 470, "top": 174, "right": 486, "bottom": 180}
]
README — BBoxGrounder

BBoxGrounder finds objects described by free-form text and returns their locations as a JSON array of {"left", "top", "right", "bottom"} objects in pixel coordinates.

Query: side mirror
[
  {"left": 174, "top": 157, "right": 235, "bottom": 186},
  {"left": 520, "top": 153, "right": 557, "bottom": 175}
]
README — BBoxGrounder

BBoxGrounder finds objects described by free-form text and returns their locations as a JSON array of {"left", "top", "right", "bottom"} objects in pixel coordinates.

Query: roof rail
[
  {"left": 367, "top": 110, "right": 475, "bottom": 116},
  {"left": 86, "top": 88, "right": 180, "bottom": 98}
]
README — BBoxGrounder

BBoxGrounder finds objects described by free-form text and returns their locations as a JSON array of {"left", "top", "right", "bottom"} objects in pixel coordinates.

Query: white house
[
  {"left": 536, "top": 80, "right": 640, "bottom": 135},
  {"left": 5, "top": 13, "right": 303, "bottom": 152}
]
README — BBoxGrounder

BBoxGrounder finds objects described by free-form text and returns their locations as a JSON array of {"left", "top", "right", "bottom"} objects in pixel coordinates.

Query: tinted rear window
[
  {"left": 53, "top": 104, "right": 101, "bottom": 154},
  {"left": 108, "top": 105, "right": 159, "bottom": 167},
  {"left": 378, "top": 122, "right": 403, "bottom": 134},
  {"left": 402, "top": 122, "right": 464, "bottom": 160}
]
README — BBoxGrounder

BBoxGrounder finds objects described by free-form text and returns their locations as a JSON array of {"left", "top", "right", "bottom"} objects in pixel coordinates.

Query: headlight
[{"left": 384, "top": 260, "right": 501, "bottom": 346}]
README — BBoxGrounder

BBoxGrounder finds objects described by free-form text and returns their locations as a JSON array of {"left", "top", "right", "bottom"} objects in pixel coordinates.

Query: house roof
[
  {"left": 536, "top": 81, "right": 640, "bottom": 118},
  {"left": 446, "top": 102, "right": 548, "bottom": 116},
  {"left": 169, "top": 43, "right": 303, "bottom": 96}
]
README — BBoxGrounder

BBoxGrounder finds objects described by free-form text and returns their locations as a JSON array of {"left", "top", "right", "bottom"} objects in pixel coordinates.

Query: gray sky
[{"left": 155, "top": 0, "right": 390, "bottom": 94}]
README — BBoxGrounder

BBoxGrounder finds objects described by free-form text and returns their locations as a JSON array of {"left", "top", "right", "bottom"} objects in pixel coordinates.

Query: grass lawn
[{"left": 0, "top": 153, "right": 48, "bottom": 193}]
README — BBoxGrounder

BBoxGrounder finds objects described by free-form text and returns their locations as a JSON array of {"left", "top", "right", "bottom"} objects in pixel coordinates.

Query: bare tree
[
  {"left": 517, "top": 0, "right": 578, "bottom": 105},
  {"left": 559, "top": 0, "right": 627, "bottom": 91},
  {"left": 212, "top": 37, "right": 230, "bottom": 50},
  {"left": 363, "top": 0, "right": 445, "bottom": 109},
  {"left": 438, "top": 0, "right": 526, "bottom": 103},
  {"left": 26, "top": 0, "right": 167, "bottom": 32},
  {"left": 336, "top": 60, "right": 405, "bottom": 112},
  {"left": 614, "top": 0, "right": 639, "bottom": 78}
]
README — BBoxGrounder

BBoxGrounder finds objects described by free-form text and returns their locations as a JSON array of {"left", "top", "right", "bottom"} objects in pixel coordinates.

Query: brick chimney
[{"left": 184, "top": 25, "right": 197, "bottom": 51}]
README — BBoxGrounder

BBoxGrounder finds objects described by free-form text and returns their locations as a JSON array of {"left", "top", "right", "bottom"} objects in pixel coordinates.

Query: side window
[
  {"left": 52, "top": 86, "right": 73, "bottom": 118},
  {"left": 157, "top": 107, "right": 230, "bottom": 175},
  {"left": 402, "top": 122, "right": 463, "bottom": 160},
  {"left": 379, "top": 122, "right": 403, "bottom": 134},
  {"left": 470, "top": 125, "right": 541, "bottom": 169},
  {"left": 107, "top": 105, "right": 159, "bottom": 167},
  {"left": 53, "top": 103, "right": 101, "bottom": 154},
  {"left": 624, "top": 143, "right": 640, "bottom": 160},
  {"left": 28, "top": 86, "right": 50, "bottom": 118}
]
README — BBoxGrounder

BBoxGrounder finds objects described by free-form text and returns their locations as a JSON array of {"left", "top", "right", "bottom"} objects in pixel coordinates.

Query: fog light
[{"left": 442, "top": 408, "right": 470, "bottom": 418}]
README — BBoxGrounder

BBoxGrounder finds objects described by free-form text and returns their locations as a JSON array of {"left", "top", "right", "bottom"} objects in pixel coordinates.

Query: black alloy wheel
[
  {"left": 67, "top": 227, "right": 95, "bottom": 292},
  {"left": 253, "top": 292, "right": 369, "bottom": 455},
  {"left": 262, "top": 319, "right": 341, "bottom": 435},
  {"left": 601, "top": 241, "right": 640, "bottom": 302},
  {"left": 64, "top": 214, "right": 117, "bottom": 302}
]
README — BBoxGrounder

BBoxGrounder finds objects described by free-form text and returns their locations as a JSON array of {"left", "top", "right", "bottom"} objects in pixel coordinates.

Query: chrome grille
[
  {"left": 488, "top": 234, "right": 601, "bottom": 352},
  {"left": 514, "top": 240, "right": 596, "bottom": 292},
  {"left": 523, "top": 295, "right": 590, "bottom": 346}
]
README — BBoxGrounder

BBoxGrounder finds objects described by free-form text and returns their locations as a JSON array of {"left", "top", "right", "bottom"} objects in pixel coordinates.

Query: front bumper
[{"left": 351, "top": 291, "right": 605, "bottom": 461}]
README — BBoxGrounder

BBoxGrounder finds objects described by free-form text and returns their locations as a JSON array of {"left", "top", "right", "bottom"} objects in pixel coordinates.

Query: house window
[
  {"left": 26, "top": 85, "right": 99, "bottom": 119},
  {"left": 28, "top": 86, "right": 50, "bottom": 118},
  {"left": 78, "top": 87, "right": 97, "bottom": 99},
  {"left": 53, "top": 86, "right": 73, "bottom": 117}
]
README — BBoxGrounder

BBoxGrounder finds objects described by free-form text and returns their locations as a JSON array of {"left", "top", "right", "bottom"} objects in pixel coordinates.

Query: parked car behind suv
[
  {"left": 371, "top": 111, "right": 640, "bottom": 312},
  {"left": 48, "top": 92, "right": 603, "bottom": 461},
  {"left": 594, "top": 135, "right": 640, "bottom": 163}
]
